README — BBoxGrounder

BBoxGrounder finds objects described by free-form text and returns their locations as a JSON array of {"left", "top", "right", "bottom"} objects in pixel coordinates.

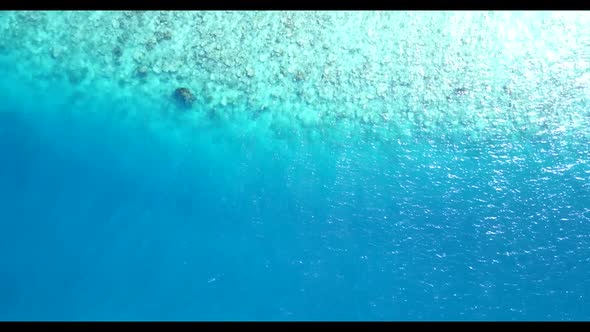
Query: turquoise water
[{"left": 0, "top": 11, "right": 589, "bottom": 321}]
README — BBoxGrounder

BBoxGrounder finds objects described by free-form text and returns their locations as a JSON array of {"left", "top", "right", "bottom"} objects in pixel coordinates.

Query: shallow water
[{"left": 0, "top": 11, "right": 589, "bottom": 321}]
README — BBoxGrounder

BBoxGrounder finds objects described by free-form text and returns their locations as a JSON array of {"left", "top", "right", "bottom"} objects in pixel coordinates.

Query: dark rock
[
  {"left": 113, "top": 46, "right": 123, "bottom": 58},
  {"left": 145, "top": 39, "right": 156, "bottom": 51},
  {"left": 173, "top": 87, "right": 195, "bottom": 108},
  {"left": 155, "top": 30, "right": 173, "bottom": 43},
  {"left": 454, "top": 87, "right": 468, "bottom": 96},
  {"left": 117, "top": 34, "right": 129, "bottom": 45},
  {"left": 135, "top": 65, "right": 149, "bottom": 79}
]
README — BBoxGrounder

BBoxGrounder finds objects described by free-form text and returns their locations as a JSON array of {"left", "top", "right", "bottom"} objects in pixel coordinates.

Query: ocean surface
[{"left": 0, "top": 11, "right": 589, "bottom": 321}]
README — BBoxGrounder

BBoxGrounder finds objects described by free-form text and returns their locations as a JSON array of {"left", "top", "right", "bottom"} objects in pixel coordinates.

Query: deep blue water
[{"left": 1, "top": 56, "right": 590, "bottom": 322}]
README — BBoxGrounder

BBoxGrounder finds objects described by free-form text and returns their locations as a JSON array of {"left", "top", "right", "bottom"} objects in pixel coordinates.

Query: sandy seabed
[{"left": 0, "top": 11, "right": 589, "bottom": 145}]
